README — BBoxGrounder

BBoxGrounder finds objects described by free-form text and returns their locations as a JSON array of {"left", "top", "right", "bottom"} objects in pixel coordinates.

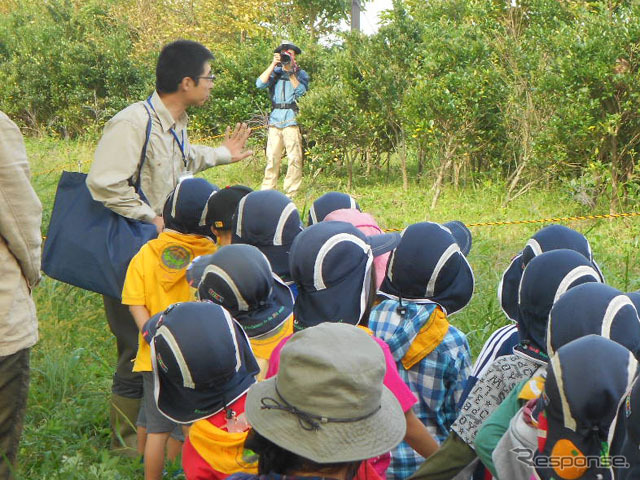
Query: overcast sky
[
  {"left": 360, "top": 0, "right": 394, "bottom": 35},
  {"left": 335, "top": 0, "right": 394, "bottom": 36},
  {"left": 328, "top": 0, "right": 393, "bottom": 45}
]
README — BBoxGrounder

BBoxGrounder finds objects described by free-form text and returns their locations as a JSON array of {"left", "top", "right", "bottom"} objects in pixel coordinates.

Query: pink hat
[{"left": 324, "top": 208, "right": 390, "bottom": 289}]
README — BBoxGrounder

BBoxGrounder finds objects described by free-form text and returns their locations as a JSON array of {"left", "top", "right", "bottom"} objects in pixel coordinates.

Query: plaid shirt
[{"left": 370, "top": 299, "right": 471, "bottom": 480}]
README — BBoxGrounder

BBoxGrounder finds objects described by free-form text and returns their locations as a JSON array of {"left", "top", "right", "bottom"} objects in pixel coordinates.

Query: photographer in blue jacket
[{"left": 257, "top": 41, "right": 309, "bottom": 198}]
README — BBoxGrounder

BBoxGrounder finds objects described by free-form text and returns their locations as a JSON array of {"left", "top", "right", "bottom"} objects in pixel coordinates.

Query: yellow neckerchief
[
  {"left": 249, "top": 316, "right": 294, "bottom": 360},
  {"left": 356, "top": 326, "right": 378, "bottom": 369},
  {"left": 401, "top": 306, "right": 450, "bottom": 370},
  {"left": 357, "top": 325, "right": 374, "bottom": 335},
  {"left": 518, "top": 368, "right": 547, "bottom": 401},
  {"left": 189, "top": 417, "right": 258, "bottom": 475},
  {"left": 249, "top": 315, "right": 294, "bottom": 381}
]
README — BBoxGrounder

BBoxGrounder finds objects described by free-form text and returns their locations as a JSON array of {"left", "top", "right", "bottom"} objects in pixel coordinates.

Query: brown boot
[{"left": 110, "top": 393, "right": 141, "bottom": 457}]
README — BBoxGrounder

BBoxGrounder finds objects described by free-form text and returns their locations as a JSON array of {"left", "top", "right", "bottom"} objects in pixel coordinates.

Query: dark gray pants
[
  {"left": 103, "top": 295, "right": 143, "bottom": 399},
  {"left": 0, "top": 348, "right": 30, "bottom": 480}
]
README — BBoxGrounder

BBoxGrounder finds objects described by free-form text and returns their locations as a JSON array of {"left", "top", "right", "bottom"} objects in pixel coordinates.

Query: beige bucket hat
[{"left": 245, "top": 322, "right": 406, "bottom": 463}]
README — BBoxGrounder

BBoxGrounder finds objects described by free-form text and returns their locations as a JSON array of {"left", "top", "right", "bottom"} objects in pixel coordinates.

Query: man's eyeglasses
[{"left": 197, "top": 74, "right": 216, "bottom": 82}]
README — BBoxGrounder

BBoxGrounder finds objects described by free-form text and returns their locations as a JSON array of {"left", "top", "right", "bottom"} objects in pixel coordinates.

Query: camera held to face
[{"left": 279, "top": 51, "right": 292, "bottom": 66}]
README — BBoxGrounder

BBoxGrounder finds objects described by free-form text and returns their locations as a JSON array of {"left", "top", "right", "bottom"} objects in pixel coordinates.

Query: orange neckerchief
[{"left": 401, "top": 307, "right": 449, "bottom": 370}]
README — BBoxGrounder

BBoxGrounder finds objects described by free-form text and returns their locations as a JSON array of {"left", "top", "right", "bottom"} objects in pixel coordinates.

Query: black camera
[{"left": 279, "top": 51, "right": 291, "bottom": 65}]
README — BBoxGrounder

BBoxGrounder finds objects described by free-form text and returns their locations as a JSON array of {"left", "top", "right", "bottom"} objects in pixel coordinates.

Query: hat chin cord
[
  {"left": 396, "top": 294, "right": 408, "bottom": 317},
  {"left": 260, "top": 384, "right": 381, "bottom": 431}
]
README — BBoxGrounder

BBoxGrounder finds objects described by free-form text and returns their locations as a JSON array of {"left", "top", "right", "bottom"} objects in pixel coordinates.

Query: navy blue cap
[
  {"left": 499, "top": 225, "right": 602, "bottom": 324},
  {"left": 307, "top": 192, "right": 360, "bottom": 225},
  {"left": 518, "top": 249, "right": 602, "bottom": 352},
  {"left": 185, "top": 253, "right": 216, "bottom": 287},
  {"left": 627, "top": 290, "right": 640, "bottom": 313},
  {"left": 162, "top": 178, "right": 218, "bottom": 237},
  {"left": 442, "top": 221, "right": 472, "bottom": 256},
  {"left": 497, "top": 254, "right": 525, "bottom": 323},
  {"left": 522, "top": 224, "right": 592, "bottom": 266},
  {"left": 379, "top": 222, "right": 474, "bottom": 315},
  {"left": 547, "top": 282, "right": 640, "bottom": 358},
  {"left": 231, "top": 190, "right": 303, "bottom": 281},
  {"left": 608, "top": 375, "right": 640, "bottom": 479},
  {"left": 289, "top": 221, "right": 399, "bottom": 330},
  {"left": 203, "top": 185, "right": 253, "bottom": 231},
  {"left": 274, "top": 41, "right": 301, "bottom": 55},
  {"left": 144, "top": 302, "right": 260, "bottom": 424},
  {"left": 534, "top": 335, "right": 637, "bottom": 480},
  {"left": 196, "top": 244, "right": 294, "bottom": 337}
]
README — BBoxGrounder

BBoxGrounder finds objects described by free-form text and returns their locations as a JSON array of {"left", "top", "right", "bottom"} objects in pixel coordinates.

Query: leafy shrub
[
  {"left": 0, "top": 0, "right": 152, "bottom": 137},
  {"left": 2, "top": 0, "right": 640, "bottom": 203}
]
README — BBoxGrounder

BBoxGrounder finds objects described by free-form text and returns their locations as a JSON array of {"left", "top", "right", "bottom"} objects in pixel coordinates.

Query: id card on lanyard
[{"left": 146, "top": 96, "right": 189, "bottom": 174}]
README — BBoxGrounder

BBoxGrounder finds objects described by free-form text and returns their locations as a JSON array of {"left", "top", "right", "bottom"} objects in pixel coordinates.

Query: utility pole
[{"left": 351, "top": 0, "right": 360, "bottom": 32}]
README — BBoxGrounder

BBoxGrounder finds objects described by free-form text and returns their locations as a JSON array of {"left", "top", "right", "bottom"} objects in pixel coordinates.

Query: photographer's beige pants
[{"left": 261, "top": 126, "right": 303, "bottom": 197}]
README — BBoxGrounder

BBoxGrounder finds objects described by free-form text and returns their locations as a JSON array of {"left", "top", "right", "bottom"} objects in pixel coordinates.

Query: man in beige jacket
[
  {"left": 86, "top": 40, "right": 252, "bottom": 455},
  {"left": 0, "top": 111, "right": 42, "bottom": 479}
]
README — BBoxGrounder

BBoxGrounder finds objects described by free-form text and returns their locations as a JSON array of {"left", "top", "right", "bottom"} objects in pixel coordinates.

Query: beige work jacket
[
  {"left": 0, "top": 111, "right": 42, "bottom": 356},
  {"left": 87, "top": 91, "right": 231, "bottom": 223}
]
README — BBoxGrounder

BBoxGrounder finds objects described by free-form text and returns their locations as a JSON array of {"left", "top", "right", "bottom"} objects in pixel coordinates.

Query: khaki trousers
[
  {"left": 261, "top": 126, "right": 303, "bottom": 196},
  {"left": 103, "top": 295, "right": 142, "bottom": 399},
  {"left": 0, "top": 348, "right": 29, "bottom": 480}
]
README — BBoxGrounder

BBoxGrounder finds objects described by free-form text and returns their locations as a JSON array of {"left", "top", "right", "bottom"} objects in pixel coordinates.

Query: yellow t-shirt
[{"left": 122, "top": 230, "right": 217, "bottom": 372}]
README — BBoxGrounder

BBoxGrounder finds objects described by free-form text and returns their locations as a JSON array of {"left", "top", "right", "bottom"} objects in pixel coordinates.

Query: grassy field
[{"left": 18, "top": 135, "right": 640, "bottom": 478}]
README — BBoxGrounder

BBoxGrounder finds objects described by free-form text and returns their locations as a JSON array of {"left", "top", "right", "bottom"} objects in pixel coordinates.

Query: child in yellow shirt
[{"left": 122, "top": 177, "right": 218, "bottom": 480}]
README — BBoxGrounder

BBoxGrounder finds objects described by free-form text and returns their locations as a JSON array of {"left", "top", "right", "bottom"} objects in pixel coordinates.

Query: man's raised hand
[{"left": 223, "top": 123, "right": 253, "bottom": 163}]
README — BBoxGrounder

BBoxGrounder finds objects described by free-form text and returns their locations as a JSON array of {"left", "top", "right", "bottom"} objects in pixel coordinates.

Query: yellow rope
[
  {"left": 30, "top": 120, "right": 291, "bottom": 178},
  {"left": 382, "top": 211, "right": 640, "bottom": 232},
  {"left": 34, "top": 160, "right": 639, "bottom": 232},
  {"left": 32, "top": 160, "right": 88, "bottom": 178},
  {"left": 465, "top": 211, "right": 640, "bottom": 227},
  {"left": 31, "top": 124, "right": 640, "bottom": 232},
  {"left": 41, "top": 210, "right": 639, "bottom": 242},
  {"left": 196, "top": 121, "right": 278, "bottom": 143}
]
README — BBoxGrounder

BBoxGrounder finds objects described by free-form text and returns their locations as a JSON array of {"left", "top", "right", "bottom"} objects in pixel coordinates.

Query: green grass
[{"left": 19, "top": 136, "right": 640, "bottom": 478}]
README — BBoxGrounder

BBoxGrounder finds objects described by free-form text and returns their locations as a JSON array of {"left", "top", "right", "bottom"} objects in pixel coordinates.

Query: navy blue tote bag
[{"left": 42, "top": 104, "right": 158, "bottom": 299}]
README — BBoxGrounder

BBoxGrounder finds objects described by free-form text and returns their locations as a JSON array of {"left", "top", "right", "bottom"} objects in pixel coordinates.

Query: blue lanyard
[
  {"left": 146, "top": 96, "right": 187, "bottom": 165},
  {"left": 170, "top": 129, "right": 186, "bottom": 161}
]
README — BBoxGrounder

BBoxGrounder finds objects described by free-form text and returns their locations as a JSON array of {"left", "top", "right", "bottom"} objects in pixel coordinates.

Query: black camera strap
[
  {"left": 271, "top": 101, "right": 298, "bottom": 112},
  {"left": 269, "top": 71, "right": 299, "bottom": 113}
]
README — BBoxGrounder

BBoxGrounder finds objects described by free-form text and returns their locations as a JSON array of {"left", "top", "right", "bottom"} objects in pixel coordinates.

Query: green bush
[
  {"left": 0, "top": 0, "right": 152, "bottom": 137},
  {"left": 2, "top": 0, "right": 640, "bottom": 201}
]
